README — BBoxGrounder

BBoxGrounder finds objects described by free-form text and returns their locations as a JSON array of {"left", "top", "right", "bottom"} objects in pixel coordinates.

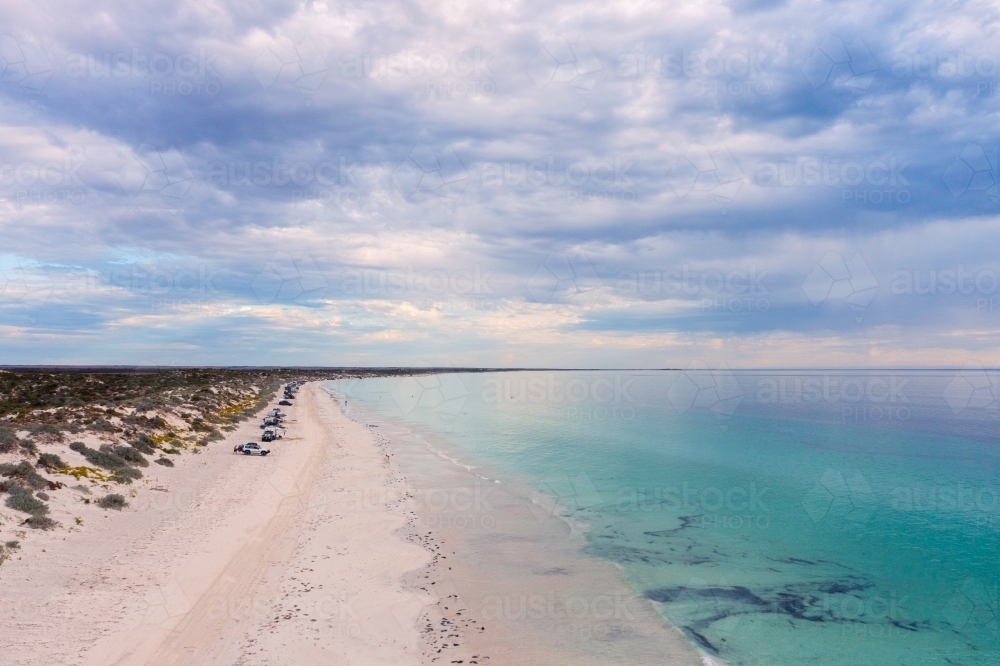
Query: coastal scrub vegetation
[
  {"left": 97, "top": 493, "right": 128, "bottom": 510},
  {"left": 0, "top": 367, "right": 443, "bottom": 544}
]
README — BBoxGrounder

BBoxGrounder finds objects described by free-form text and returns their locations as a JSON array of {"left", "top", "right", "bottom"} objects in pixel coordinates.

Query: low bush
[
  {"left": 24, "top": 423, "right": 66, "bottom": 442},
  {"left": 131, "top": 434, "right": 155, "bottom": 454},
  {"left": 36, "top": 491, "right": 49, "bottom": 500},
  {"left": 37, "top": 453, "right": 66, "bottom": 470},
  {"left": 5, "top": 485, "right": 49, "bottom": 516},
  {"left": 24, "top": 515, "right": 57, "bottom": 530},
  {"left": 106, "top": 445, "right": 148, "bottom": 468},
  {"left": 68, "top": 442, "right": 143, "bottom": 483},
  {"left": 97, "top": 493, "right": 128, "bottom": 510},
  {"left": 112, "top": 467, "right": 142, "bottom": 483},
  {"left": 89, "top": 419, "right": 117, "bottom": 433},
  {"left": 0, "top": 461, "right": 50, "bottom": 490},
  {"left": 0, "top": 426, "right": 21, "bottom": 454},
  {"left": 154, "top": 457, "right": 174, "bottom": 467}
]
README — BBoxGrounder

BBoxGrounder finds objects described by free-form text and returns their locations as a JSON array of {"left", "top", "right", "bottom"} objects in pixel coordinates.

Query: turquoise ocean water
[{"left": 331, "top": 370, "right": 999, "bottom": 666}]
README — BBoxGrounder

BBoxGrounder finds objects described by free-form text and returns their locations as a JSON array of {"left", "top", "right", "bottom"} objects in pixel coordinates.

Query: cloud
[{"left": 0, "top": 0, "right": 997, "bottom": 365}]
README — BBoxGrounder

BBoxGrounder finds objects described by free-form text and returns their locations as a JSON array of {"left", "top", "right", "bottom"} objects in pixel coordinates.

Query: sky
[{"left": 0, "top": 0, "right": 999, "bottom": 368}]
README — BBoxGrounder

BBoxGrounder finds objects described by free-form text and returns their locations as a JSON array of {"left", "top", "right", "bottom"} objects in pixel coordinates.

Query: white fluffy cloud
[{"left": 0, "top": 0, "right": 998, "bottom": 366}]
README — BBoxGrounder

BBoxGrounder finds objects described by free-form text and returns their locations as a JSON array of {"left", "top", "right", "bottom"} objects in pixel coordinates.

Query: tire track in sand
[{"left": 127, "top": 384, "right": 331, "bottom": 666}]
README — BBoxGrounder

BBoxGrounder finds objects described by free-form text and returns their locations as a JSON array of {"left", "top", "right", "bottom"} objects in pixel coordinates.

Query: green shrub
[
  {"left": 132, "top": 434, "right": 155, "bottom": 454},
  {"left": 0, "top": 461, "right": 50, "bottom": 490},
  {"left": 4, "top": 540, "right": 20, "bottom": 550},
  {"left": 106, "top": 445, "right": 148, "bottom": 467},
  {"left": 97, "top": 493, "right": 128, "bottom": 510},
  {"left": 113, "top": 467, "right": 142, "bottom": 483},
  {"left": 0, "top": 426, "right": 20, "bottom": 454},
  {"left": 68, "top": 442, "right": 142, "bottom": 483},
  {"left": 24, "top": 515, "right": 57, "bottom": 530},
  {"left": 89, "top": 419, "right": 117, "bottom": 432},
  {"left": 37, "top": 452, "right": 66, "bottom": 470},
  {"left": 154, "top": 457, "right": 174, "bottom": 467},
  {"left": 5, "top": 485, "right": 49, "bottom": 516},
  {"left": 36, "top": 491, "right": 49, "bottom": 500},
  {"left": 24, "top": 423, "right": 66, "bottom": 442}
]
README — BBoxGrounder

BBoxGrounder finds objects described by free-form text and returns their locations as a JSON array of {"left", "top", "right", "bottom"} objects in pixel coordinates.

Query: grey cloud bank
[{"left": 1, "top": 0, "right": 998, "bottom": 367}]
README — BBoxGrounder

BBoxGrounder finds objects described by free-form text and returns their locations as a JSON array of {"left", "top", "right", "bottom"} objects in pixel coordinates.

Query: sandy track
[
  {"left": 1, "top": 383, "right": 429, "bottom": 666},
  {"left": 138, "top": 384, "right": 331, "bottom": 666}
]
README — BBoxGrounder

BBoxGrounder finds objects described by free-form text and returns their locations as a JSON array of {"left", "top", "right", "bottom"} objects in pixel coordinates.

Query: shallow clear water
[{"left": 331, "top": 370, "right": 1000, "bottom": 666}]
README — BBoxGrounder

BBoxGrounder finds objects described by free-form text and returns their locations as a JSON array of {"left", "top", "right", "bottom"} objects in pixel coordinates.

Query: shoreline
[
  {"left": 5, "top": 377, "right": 713, "bottom": 664},
  {"left": 332, "top": 385, "right": 706, "bottom": 666}
]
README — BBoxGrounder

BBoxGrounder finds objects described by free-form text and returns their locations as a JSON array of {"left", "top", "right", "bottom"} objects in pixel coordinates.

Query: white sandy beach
[
  {"left": 1, "top": 383, "right": 430, "bottom": 665},
  {"left": 2, "top": 381, "right": 709, "bottom": 665}
]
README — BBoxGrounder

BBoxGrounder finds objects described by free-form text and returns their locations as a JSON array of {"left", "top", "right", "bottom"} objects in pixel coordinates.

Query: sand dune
[{"left": 1, "top": 383, "right": 430, "bottom": 665}]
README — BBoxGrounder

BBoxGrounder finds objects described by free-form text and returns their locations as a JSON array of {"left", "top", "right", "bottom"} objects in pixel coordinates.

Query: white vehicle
[
  {"left": 262, "top": 426, "right": 282, "bottom": 442},
  {"left": 237, "top": 442, "right": 270, "bottom": 456}
]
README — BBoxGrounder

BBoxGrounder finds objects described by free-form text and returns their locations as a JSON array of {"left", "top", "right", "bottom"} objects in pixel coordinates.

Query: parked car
[
  {"left": 279, "top": 400, "right": 291, "bottom": 406},
  {"left": 235, "top": 442, "right": 268, "bottom": 454},
  {"left": 262, "top": 426, "right": 280, "bottom": 442}
]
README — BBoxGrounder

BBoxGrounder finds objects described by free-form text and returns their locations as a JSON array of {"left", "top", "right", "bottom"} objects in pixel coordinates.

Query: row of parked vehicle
[
  {"left": 234, "top": 382, "right": 301, "bottom": 456},
  {"left": 281, "top": 381, "right": 301, "bottom": 404}
]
